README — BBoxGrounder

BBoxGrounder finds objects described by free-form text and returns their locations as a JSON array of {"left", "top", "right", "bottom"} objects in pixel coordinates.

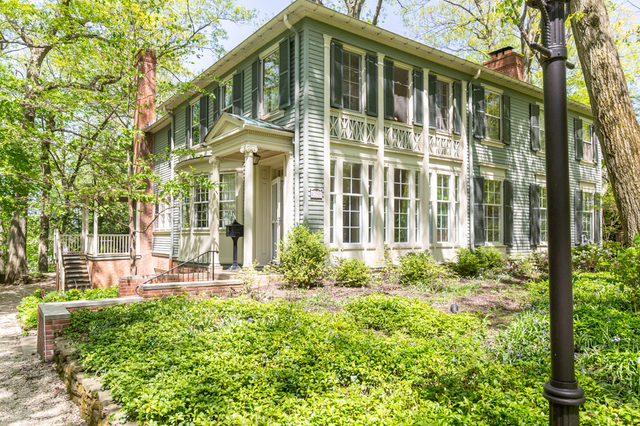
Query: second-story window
[
  {"left": 393, "top": 67, "right": 410, "bottom": 123},
  {"left": 485, "top": 91, "right": 501, "bottom": 140},
  {"left": 582, "top": 122, "right": 593, "bottom": 162},
  {"left": 263, "top": 49, "right": 279, "bottom": 115},
  {"left": 191, "top": 101, "right": 200, "bottom": 146},
  {"left": 436, "top": 81, "right": 449, "bottom": 132},
  {"left": 222, "top": 83, "right": 233, "bottom": 114},
  {"left": 343, "top": 51, "right": 361, "bottom": 112}
]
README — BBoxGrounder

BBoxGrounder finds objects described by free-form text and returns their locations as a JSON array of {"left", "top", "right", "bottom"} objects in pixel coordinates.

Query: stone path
[{"left": 0, "top": 277, "right": 85, "bottom": 426}]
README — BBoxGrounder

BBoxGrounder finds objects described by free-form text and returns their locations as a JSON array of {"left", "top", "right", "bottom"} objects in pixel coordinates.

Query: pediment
[{"left": 205, "top": 113, "right": 246, "bottom": 141}]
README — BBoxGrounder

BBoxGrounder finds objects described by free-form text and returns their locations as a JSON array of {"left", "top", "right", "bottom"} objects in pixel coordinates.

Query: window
[
  {"left": 540, "top": 107, "right": 546, "bottom": 151},
  {"left": 454, "top": 175, "right": 459, "bottom": 244},
  {"left": 415, "top": 171, "right": 420, "bottom": 243},
  {"left": 436, "top": 81, "right": 449, "bottom": 132},
  {"left": 485, "top": 91, "right": 501, "bottom": 140},
  {"left": 394, "top": 169, "right": 410, "bottom": 243},
  {"left": 222, "top": 84, "right": 233, "bottom": 114},
  {"left": 263, "top": 49, "right": 279, "bottom": 115},
  {"left": 343, "top": 51, "right": 361, "bottom": 112},
  {"left": 540, "top": 186, "right": 548, "bottom": 244},
  {"left": 330, "top": 161, "right": 336, "bottom": 244},
  {"left": 484, "top": 180, "right": 502, "bottom": 243},
  {"left": 393, "top": 67, "right": 410, "bottom": 123},
  {"left": 368, "top": 165, "right": 374, "bottom": 243},
  {"left": 181, "top": 194, "right": 191, "bottom": 229},
  {"left": 583, "top": 122, "right": 593, "bottom": 162},
  {"left": 191, "top": 101, "right": 200, "bottom": 145},
  {"left": 342, "top": 162, "right": 362, "bottom": 244},
  {"left": 583, "top": 191, "right": 594, "bottom": 243},
  {"left": 155, "top": 198, "right": 171, "bottom": 230},
  {"left": 193, "top": 178, "right": 209, "bottom": 229},
  {"left": 219, "top": 173, "right": 236, "bottom": 228},
  {"left": 436, "top": 174, "right": 450, "bottom": 242},
  {"left": 384, "top": 167, "right": 389, "bottom": 243}
]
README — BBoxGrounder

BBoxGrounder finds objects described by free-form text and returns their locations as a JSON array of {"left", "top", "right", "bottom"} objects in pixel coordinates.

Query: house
[{"left": 134, "top": 0, "right": 602, "bottom": 272}]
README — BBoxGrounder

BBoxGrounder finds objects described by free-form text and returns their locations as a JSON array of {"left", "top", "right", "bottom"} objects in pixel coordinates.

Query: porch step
[{"left": 61, "top": 254, "right": 91, "bottom": 291}]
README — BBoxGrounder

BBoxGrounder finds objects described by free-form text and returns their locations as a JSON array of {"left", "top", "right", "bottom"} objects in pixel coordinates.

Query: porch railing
[
  {"left": 97, "top": 234, "right": 129, "bottom": 254},
  {"left": 140, "top": 250, "right": 218, "bottom": 287},
  {"left": 428, "top": 133, "right": 463, "bottom": 160},
  {"left": 330, "top": 109, "right": 377, "bottom": 145},
  {"left": 60, "top": 234, "right": 83, "bottom": 253},
  {"left": 384, "top": 121, "right": 423, "bottom": 152}
]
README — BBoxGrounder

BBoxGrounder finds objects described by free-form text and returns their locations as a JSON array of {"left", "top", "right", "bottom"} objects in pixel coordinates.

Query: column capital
[
  {"left": 240, "top": 144, "right": 258, "bottom": 157},
  {"left": 208, "top": 155, "right": 220, "bottom": 165}
]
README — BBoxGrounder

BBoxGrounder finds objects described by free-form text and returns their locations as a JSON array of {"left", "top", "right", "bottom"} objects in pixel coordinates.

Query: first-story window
[
  {"left": 415, "top": 171, "right": 420, "bottom": 243},
  {"left": 219, "top": 173, "right": 236, "bottom": 228},
  {"left": 368, "top": 165, "right": 374, "bottom": 244},
  {"left": 436, "top": 174, "right": 450, "bottom": 242},
  {"left": 540, "top": 186, "right": 548, "bottom": 243},
  {"left": 485, "top": 91, "right": 501, "bottom": 140},
  {"left": 583, "top": 191, "right": 594, "bottom": 243},
  {"left": 540, "top": 107, "right": 546, "bottom": 151},
  {"left": 384, "top": 167, "right": 389, "bottom": 243},
  {"left": 193, "top": 178, "right": 209, "bottom": 229},
  {"left": 394, "top": 168, "right": 410, "bottom": 243},
  {"left": 263, "top": 49, "right": 279, "bottom": 115},
  {"left": 484, "top": 179, "right": 502, "bottom": 243},
  {"left": 330, "top": 161, "right": 336, "bottom": 244},
  {"left": 155, "top": 198, "right": 171, "bottom": 230},
  {"left": 181, "top": 194, "right": 191, "bottom": 229},
  {"left": 342, "top": 162, "right": 362, "bottom": 244}
]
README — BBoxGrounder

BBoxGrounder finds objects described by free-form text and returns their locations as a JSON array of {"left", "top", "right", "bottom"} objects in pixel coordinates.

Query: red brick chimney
[{"left": 482, "top": 47, "right": 524, "bottom": 81}]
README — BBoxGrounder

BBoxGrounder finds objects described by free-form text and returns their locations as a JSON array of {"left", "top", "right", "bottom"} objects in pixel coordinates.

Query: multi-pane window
[
  {"left": 436, "top": 81, "right": 449, "bottom": 131},
  {"left": 330, "top": 160, "right": 336, "bottom": 244},
  {"left": 540, "top": 186, "right": 548, "bottom": 244},
  {"left": 342, "top": 162, "right": 362, "bottom": 244},
  {"left": 540, "top": 107, "right": 546, "bottom": 151},
  {"left": 368, "top": 165, "right": 374, "bottom": 243},
  {"left": 394, "top": 169, "right": 410, "bottom": 243},
  {"left": 181, "top": 194, "right": 191, "bottom": 229},
  {"left": 193, "top": 178, "right": 209, "bottom": 229},
  {"left": 343, "top": 51, "right": 361, "bottom": 112},
  {"left": 485, "top": 91, "right": 501, "bottom": 140},
  {"left": 393, "top": 67, "right": 410, "bottom": 123},
  {"left": 484, "top": 180, "right": 502, "bottom": 243},
  {"left": 219, "top": 173, "right": 236, "bottom": 228},
  {"left": 384, "top": 167, "right": 389, "bottom": 243},
  {"left": 155, "top": 198, "right": 171, "bottom": 230},
  {"left": 583, "top": 191, "right": 594, "bottom": 243},
  {"left": 415, "top": 171, "right": 420, "bottom": 243},
  {"left": 454, "top": 175, "right": 459, "bottom": 244},
  {"left": 263, "top": 49, "right": 279, "bottom": 115},
  {"left": 436, "top": 174, "right": 450, "bottom": 242},
  {"left": 222, "top": 84, "right": 233, "bottom": 113},
  {"left": 191, "top": 101, "right": 201, "bottom": 146},
  {"left": 583, "top": 122, "right": 593, "bottom": 162}
]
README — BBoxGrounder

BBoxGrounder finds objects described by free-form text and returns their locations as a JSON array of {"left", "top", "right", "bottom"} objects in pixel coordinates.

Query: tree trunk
[
  {"left": 571, "top": 0, "right": 640, "bottom": 244},
  {"left": 39, "top": 125, "right": 53, "bottom": 273},
  {"left": 0, "top": 220, "right": 6, "bottom": 273},
  {"left": 5, "top": 207, "right": 28, "bottom": 283}
]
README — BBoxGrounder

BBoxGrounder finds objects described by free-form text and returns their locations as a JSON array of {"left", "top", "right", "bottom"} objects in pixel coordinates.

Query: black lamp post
[{"left": 526, "top": 0, "right": 586, "bottom": 424}]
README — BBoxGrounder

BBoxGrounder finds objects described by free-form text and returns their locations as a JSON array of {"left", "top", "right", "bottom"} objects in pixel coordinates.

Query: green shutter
[
  {"left": 428, "top": 74, "right": 437, "bottom": 129},
  {"left": 474, "top": 177, "right": 485, "bottom": 246},
  {"left": 472, "top": 84, "right": 485, "bottom": 139},
  {"left": 251, "top": 59, "right": 259, "bottom": 119},
  {"left": 530, "top": 183, "right": 540, "bottom": 246},
  {"left": 199, "top": 95, "right": 208, "bottom": 144},
  {"left": 330, "top": 41, "right": 343, "bottom": 108},
  {"left": 365, "top": 53, "right": 377, "bottom": 117},
  {"left": 232, "top": 72, "right": 244, "bottom": 116},
  {"left": 279, "top": 37, "right": 291, "bottom": 109},
  {"left": 504, "top": 180, "right": 514, "bottom": 246},
  {"left": 384, "top": 59, "right": 394, "bottom": 120},
  {"left": 184, "top": 104, "right": 190, "bottom": 147},
  {"left": 502, "top": 94, "right": 511, "bottom": 145},
  {"left": 453, "top": 81, "right": 462, "bottom": 135},
  {"left": 594, "top": 193, "right": 601, "bottom": 244},
  {"left": 575, "top": 189, "right": 583, "bottom": 245},
  {"left": 574, "top": 118, "right": 583, "bottom": 160},
  {"left": 530, "top": 104, "right": 541, "bottom": 151},
  {"left": 212, "top": 86, "right": 220, "bottom": 123},
  {"left": 170, "top": 114, "right": 175, "bottom": 151},
  {"left": 413, "top": 69, "right": 423, "bottom": 127}
]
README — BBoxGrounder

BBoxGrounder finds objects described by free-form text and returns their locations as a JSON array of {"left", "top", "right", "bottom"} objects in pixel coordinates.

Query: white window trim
[
  {"left": 479, "top": 162, "right": 508, "bottom": 247},
  {"left": 432, "top": 75, "right": 454, "bottom": 136},
  {"left": 579, "top": 117, "right": 596, "bottom": 165},
  {"left": 433, "top": 172, "right": 458, "bottom": 246},
  {"left": 218, "top": 171, "right": 238, "bottom": 230},
  {"left": 260, "top": 43, "right": 281, "bottom": 119},
  {"left": 341, "top": 48, "right": 365, "bottom": 114},
  {"left": 481, "top": 86, "right": 504, "bottom": 146}
]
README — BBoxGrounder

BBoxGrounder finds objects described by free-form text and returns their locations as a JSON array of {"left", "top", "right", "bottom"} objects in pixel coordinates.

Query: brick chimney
[{"left": 482, "top": 47, "right": 524, "bottom": 81}]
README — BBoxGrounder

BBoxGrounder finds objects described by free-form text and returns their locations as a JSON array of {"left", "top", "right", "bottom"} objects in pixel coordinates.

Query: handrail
[
  {"left": 54, "top": 230, "right": 66, "bottom": 292},
  {"left": 138, "top": 250, "right": 219, "bottom": 292}
]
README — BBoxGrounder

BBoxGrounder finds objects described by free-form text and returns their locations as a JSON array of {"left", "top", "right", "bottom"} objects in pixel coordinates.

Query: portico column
[
  {"left": 81, "top": 207, "right": 89, "bottom": 253},
  {"left": 241, "top": 144, "right": 258, "bottom": 266},
  {"left": 283, "top": 153, "right": 294, "bottom": 236},
  {"left": 209, "top": 156, "right": 221, "bottom": 271}
]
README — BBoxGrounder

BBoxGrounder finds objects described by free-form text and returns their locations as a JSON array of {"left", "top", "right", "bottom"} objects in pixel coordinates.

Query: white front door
[{"left": 271, "top": 177, "right": 282, "bottom": 261}]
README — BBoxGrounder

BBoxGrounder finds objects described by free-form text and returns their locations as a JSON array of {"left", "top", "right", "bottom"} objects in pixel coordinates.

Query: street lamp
[{"left": 526, "top": 1, "right": 586, "bottom": 424}]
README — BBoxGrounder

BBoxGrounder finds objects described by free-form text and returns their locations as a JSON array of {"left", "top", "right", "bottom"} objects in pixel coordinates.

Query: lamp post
[{"left": 526, "top": 0, "right": 586, "bottom": 424}]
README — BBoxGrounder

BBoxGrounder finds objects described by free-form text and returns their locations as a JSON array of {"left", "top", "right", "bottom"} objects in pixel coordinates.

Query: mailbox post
[{"left": 226, "top": 220, "right": 244, "bottom": 271}]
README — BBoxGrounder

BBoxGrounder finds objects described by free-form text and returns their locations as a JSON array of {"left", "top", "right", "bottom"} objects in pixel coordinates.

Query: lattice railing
[
  {"left": 428, "top": 134, "right": 463, "bottom": 160},
  {"left": 383, "top": 122, "right": 423, "bottom": 152},
  {"left": 330, "top": 109, "right": 377, "bottom": 145}
]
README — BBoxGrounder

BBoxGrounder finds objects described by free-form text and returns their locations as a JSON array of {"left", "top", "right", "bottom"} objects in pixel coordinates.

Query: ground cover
[{"left": 62, "top": 271, "right": 639, "bottom": 426}]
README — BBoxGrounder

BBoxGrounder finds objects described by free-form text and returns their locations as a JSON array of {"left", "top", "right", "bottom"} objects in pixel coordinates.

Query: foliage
[
  {"left": 16, "top": 286, "right": 118, "bottom": 330},
  {"left": 449, "top": 246, "right": 505, "bottom": 277},
  {"left": 529, "top": 250, "right": 549, "bottom": 275},
  {"left": 396, "top": 251, "right": 450, "bottom": 290},
  {"left": 276, "top": 223, "right": 329, "bottom": 287},
  {"left": 332, "top": 257, "right": 371, "bottom": 287},
  {"left": 504, "top": 255, "right": 536, "bottom": 278},
  {"left": 572, "top": 242, "right": 620, "bottom": 272},
  {"left": 612, "top": 234, "right": 640, "bottom": 312}
]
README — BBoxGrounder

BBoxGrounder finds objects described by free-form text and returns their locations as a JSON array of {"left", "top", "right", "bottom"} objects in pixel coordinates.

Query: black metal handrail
[{"left": 140, "top": 250, "right": 219, "bottom": 286}]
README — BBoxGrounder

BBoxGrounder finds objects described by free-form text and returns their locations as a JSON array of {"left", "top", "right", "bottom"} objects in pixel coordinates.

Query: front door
[{"left": 271, "top": 177, "right": 282, "bottom": 261}]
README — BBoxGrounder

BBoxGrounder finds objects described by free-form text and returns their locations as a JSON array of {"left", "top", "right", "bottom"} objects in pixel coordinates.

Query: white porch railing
[
  {"left": 60, "top": 234, "right": 83, "bottom": 253},
  {"left": 428, "top": 133, "right": 463, "bottom": 160},
  {"left": 97, "top": 234, "right": 130, "bottom": 254},
  {"left": 53, "top": 230, "right": 66, "bottom": 291},
  {"left": 330, "top": 109, "right": 377, "bottom": 145},
  {"left": 384, "top": 121, "right": 423, "bottom": 152}
]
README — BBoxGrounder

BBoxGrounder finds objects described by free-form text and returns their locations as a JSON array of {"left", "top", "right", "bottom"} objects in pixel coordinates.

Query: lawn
[{"left": 62, "top": 271, "right": 639, "bottom": 426}]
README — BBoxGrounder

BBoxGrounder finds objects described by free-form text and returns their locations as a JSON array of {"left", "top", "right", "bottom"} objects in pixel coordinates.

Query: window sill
[
  {"left": 481, "top": 139, "right": 505, "bottom": 149},
  {"left": 483, "top": 243, "right": 506, "bottom": 248},
  {"left": 580, "top": 160, "right": 596, "bottom": 166},
  {"left": 153, "top": 230, "right": 171, "bottom": 234},
  {"left": 192, "top": 228, "right": 210, "bottom": 233},
  {"left": 261, "top": 109, "right": 284, "bottom": 122},
  {"left": 535, "top": 150, "right": 546, "bottom": 158}
]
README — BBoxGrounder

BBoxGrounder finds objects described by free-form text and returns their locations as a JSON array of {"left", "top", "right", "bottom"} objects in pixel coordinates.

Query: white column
[
  {"left": 283, "top": 153, "right": 294, "bottom": 236},
  {"left": 209, "top": 156, "right": 221, "bottom": 270},
  {"left": 241, "top": 144, "right": 257, "bottom": 266},
  {"left": 81, "top": 207, "right": 89, "bottom": 253},
  {"left": 323, "top": 34, "right": 332, "bottom": 245},
  {"left": 92, "top": 210, "right": 98, "bottom": 255},
  {"left": 421, "top": 68, "right": 431, "bottom": 251},
  {"left": 460, "top": 83, "right": 469, "bottom": 248},
  {"left": 374, "top": 52, "right": 386, "bottom": 263}
]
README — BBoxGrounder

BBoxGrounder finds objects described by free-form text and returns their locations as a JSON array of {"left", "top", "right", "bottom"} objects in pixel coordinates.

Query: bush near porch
[{"left": 61, "top": 271, "right": 639, "bottom": 425}]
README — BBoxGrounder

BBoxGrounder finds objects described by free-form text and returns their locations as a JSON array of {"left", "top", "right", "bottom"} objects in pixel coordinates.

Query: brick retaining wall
[{"left": 118, "top": 275, "right": 243, "bottom": 299}]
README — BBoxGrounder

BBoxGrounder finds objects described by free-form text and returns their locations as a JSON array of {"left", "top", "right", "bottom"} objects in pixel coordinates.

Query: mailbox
[{"left": 226, "top": 220, "right": 244, "bottom": 238}]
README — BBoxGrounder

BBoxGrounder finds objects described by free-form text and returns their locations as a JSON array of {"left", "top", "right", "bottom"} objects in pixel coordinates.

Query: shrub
[
  {"left": 449, "top": 246, "right": 505, "bottom": 277},
  {"left": 397, "top": 251, "right": 450, "bottom": 289},
  {"left": 277, "top": 223, "right": 329, "bottom": 287},
  {"left": 333, "top": 257, "right": 371, "bottom": 287},
  {"left": 613, "top": 234, "right": 640, "bottom": 312},
  {"left": 505, "top": 255, "right": 536, "bottom": 278},
  {"left": 572, "top": 242, "right": 620, "bottom": 272},
  {"left": 529, "top": 250, "right": 549, "bottom": 275},
  {"left": 16, "top": 286, "right": 118, "bottom": 330}
]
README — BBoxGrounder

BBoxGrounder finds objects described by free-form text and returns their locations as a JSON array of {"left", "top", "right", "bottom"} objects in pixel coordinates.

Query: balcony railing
[
  {"left": 384, "top": 121, "right": 423, "bottom": 152},
  {"left": 428, "top": 133, "right": 463, "bottom": 160},
  {"left": 330, "top": 109, "right": 377, "bottom": 145}
]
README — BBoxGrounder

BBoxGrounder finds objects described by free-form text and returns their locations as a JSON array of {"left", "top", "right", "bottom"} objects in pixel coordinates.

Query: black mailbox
[{"left": 226, "top": 220, "right": 244, "bottom": 238}]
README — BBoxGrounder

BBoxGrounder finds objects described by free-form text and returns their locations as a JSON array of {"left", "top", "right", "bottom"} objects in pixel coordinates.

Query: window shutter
[
  {"left": 365, "top": 53, "right": 378, "bottom": 117},
  {"left": 251, "top": 59, "right": 259, "bottom": 119},
  {"left": 574, "top": 189, "right": 583, "bottom": 245},
  {"left": 170, "top": 114, "right": 175, "bottom": 151},
  {"left": 453, "top": 81, "right": 462, "bottom": 135},
  {"left": 472, "top": 84, "right": 485, "bottom": 139},
  {"left": 330, "top": 41, "right": 343, "bottom": 109},
  {"left": 384, "top": 59, "right": 394, "bottom": 120},
  {"left": 502, "top": 94, "right": 511, "bottom": 145},
  {"left": 212, "top": 86, "right": 220, "bottom": 123},
  {"left": 428, "top": 74, "right": 437, "bottom": 129},
  {"left": 167, "top": 129, "right": 172, "bottom": 154},
  {"left": 279, "top": 37, "right": 291, "bottom": 109},
  {"left": 574, "top": 118, "right": 583, "bottom": 160},
  {"left": 184, "top": 104, "right": 190, "bottom": 147},
  {"left": 592, "top": 125, "right": 599, "bottom": 164},
  {"left": 529, "top": 183, "right": 540, "bottom": 246},
  {"left": 232, "top": 72, "right": 244, "bottom": 116},
  {"left": 474, "top": 176, "right": 485, "bottom": 246},
  {"left": 199, "top": 96, "right": 208, "bottom": 144},
  {"left": 413, "top": 69, "right": 423, "bottom": 127},
  {"left": 530, "top": 104, "right": 541, "bottom": 151},
  {"left": 504, "top": 180, "right": 514, "bottom": 245},
  {"left": 594, "top": 193, "right": 602, "bottom": 244}
]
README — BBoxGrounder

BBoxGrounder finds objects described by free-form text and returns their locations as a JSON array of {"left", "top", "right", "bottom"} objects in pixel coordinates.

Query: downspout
[
  {"left": 467, "top": 68, "right": 481, "bottom": 249},
  {"left": 284, "top": 14, "right": 300, "bottom": 225},
  {"left": 168, "top": 110, "right": 175, "bottom": 262}
]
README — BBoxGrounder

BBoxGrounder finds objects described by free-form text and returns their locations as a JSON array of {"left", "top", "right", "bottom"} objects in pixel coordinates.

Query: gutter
[{"left": 284, "top": 14, "right": 301, "bottom": 225}]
